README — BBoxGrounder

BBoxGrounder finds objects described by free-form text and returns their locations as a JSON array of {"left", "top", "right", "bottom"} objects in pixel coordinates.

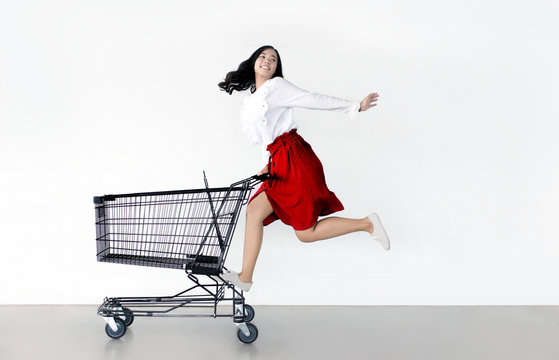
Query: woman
[{"left": 218, "top": 45, "right": 390, "bottom": 291}]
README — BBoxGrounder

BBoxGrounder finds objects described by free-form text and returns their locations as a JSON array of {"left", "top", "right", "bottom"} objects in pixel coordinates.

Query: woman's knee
[
  {"left": 295, "top": 229, "right": 314, "bottom": 243},
  {"left": 246, "top": 201, "right": 261, "bottom": 222},
  {"left": 246, "top": 194, "right": 273, "bottom": 223}
]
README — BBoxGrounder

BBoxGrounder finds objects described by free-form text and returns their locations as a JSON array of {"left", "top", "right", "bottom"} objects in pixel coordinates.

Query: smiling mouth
[{"left": 261, "top": 66, "right": 270, "bottom": 70}]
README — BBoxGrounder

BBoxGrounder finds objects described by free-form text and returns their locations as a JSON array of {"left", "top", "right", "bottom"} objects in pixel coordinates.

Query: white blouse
[{"left": 240, "top": 77, "right": 360, "bottom": 164}]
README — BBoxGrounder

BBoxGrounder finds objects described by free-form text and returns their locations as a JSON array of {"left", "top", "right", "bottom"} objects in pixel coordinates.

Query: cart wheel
[
  {"left": 243, "top": 305, "right": 255, "bottom": 322},
  {"left": 105, "top": 318, "right": 126, "bottom": 339},
  {"left": 237, "top": 323, "right": 258, "bottom": 344},
  {"left": 122, "top": 308, "right": 134, "bottom": 327}
]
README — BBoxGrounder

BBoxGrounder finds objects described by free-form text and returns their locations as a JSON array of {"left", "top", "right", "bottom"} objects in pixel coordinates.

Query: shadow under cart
[{"left": 93, "top": 173, "right": 268, "bottom": 344}]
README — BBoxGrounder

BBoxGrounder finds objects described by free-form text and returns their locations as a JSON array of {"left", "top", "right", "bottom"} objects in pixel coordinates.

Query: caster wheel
[
  {"left": 105, "top": 317, "right": 126, "bottom": 339},
  {"left": 237, "top": 323, "right": 258, "bottom": 344},
  {"left": 243, "top": 305, "right": 255, "bottom": 322},
  {"left": 122, "top": 308, "right": 134, "bottom": 327}
]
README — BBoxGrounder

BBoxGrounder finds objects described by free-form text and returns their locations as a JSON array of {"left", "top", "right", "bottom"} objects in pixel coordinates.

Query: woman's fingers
[{"left": 360, "top": 92, "right": 379, "bottom": 111}]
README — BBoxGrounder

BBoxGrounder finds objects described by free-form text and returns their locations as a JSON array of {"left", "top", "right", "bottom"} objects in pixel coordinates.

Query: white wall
[{"left": 1, "top": 0, "right": 558, "bottom": 305}]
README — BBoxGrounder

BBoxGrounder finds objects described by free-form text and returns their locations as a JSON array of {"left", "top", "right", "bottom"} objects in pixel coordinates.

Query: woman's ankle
[
  {"left": 238, "top": 272, "right": 252, "bottom": 283},
  {"left": 364, "top": 217, "right": 374, "bottom": 234}
]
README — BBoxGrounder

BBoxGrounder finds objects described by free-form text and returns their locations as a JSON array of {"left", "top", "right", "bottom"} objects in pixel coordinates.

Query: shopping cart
[{"left": 94, "top": 172, "right": 269, "bottom": 344}]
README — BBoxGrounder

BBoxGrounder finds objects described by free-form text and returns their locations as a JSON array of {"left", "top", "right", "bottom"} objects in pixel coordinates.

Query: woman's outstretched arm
[{"left": 267, "top": 77, "right": 378, "bottom": 117}]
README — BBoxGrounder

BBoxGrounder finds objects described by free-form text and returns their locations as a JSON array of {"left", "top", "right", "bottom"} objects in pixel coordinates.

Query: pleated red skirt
[{"left": 249, "top": 129, "right": 344, "bottom": 231}]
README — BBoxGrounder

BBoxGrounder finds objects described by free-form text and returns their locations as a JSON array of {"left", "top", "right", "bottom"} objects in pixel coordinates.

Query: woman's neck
[{"left": 254, "top": 75, "right": 272, "bottom": 90}]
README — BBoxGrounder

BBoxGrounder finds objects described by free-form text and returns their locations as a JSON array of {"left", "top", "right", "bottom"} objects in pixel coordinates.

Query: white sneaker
[
  {"left": 368, "top": 213, "right": 390, "bottom": 250},
  {"left": 221, "top": 270, "right": 253, "bottom": 292}
]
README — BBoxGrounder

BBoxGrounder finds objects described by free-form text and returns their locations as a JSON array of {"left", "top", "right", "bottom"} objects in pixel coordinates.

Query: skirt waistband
[{"left": 266, "top": 129, "right": 300, "bottom": 154}]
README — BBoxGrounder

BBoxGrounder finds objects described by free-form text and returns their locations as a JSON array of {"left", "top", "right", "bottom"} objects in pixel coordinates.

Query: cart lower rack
[{"left": 94, "top": 173, "right": 268, "bottom": 344}]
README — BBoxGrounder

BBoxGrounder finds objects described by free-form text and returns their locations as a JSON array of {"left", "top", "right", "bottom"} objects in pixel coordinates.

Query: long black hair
[{"left": 218, "top": 45, "right": 284, "bottom": 95}]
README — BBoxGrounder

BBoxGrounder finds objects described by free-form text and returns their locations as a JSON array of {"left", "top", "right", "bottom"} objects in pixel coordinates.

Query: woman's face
[{"left": 253, "top": 48, "right": 278, "bottom": 80}]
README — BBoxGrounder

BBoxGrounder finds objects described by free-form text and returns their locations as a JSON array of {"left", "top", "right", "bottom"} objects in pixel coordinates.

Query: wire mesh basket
[{"left": 94, "top": 173, "right": 261, "bottom": 274}]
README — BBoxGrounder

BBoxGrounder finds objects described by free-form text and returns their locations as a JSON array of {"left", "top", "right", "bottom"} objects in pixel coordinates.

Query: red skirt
[{"left": 249, "top": 129, "right": 344, "bottom": 231}]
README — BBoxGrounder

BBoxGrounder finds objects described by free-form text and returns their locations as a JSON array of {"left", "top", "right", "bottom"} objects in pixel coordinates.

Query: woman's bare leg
[
  {"left": 295, "top": 216, "right": 374, "bottom": 243},
  {"left": 238, "top": 192, "right": 274, "bottom": 283}
]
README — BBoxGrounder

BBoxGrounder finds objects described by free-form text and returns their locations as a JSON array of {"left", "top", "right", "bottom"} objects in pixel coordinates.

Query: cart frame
[{"left": 94, "top": 173, "right": 268, "bottom": 343}]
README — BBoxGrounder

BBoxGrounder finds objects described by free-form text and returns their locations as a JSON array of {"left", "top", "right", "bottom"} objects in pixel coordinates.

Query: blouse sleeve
[{"left": 267, "top": 77, "right": 361, "bottom": 119}]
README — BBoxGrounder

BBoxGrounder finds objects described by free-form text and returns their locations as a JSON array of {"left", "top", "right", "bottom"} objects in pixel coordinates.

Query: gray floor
[{"left": 1, "top": 305, "right": 558, "bottom": 360}]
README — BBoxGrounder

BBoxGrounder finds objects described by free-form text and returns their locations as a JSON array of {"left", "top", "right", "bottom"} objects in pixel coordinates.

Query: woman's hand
[
  {"left": 257, "top": 164, "right": 269, "bottom": 176},
  {"left": 359, "top": 92, "right": 379, "bottom": 112}
]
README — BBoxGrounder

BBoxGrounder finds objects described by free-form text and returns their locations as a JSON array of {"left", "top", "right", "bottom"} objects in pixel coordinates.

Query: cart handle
[
  {"left": 229, "top": 172, "right": 271, "bottom": 188},
  {"left": 251, "top": 173, "right": 272, "bottom": 182}
]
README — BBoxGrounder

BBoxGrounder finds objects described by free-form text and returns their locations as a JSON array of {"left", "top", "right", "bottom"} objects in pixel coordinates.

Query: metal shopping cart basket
[{"left": 93, "top": 172, "right": 269, "bottom": 344}]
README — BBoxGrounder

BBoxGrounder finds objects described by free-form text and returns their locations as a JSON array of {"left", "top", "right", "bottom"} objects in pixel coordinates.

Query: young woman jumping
[{"left": 218, "top": 45, "right": 390, "bottom": 291}]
